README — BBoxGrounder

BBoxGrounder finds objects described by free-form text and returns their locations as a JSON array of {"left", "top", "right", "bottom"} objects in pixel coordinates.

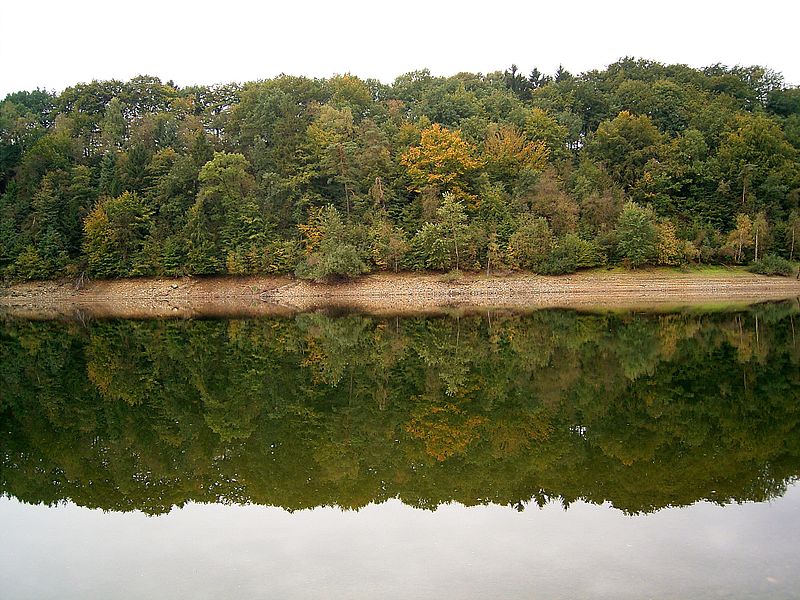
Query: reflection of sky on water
[{"left": 2, "top": 483, "right": 798, "bottom": 600}]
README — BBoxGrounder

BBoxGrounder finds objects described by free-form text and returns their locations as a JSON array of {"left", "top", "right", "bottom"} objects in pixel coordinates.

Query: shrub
[
  {"left": 407, "top": 223, "right": 452, "bottom": 271},
  {"left": 507, "top": 215, "right": 551, "bottom": 271},
  {"left": 747, "top": 254, "right": 793, "bottom": 276},
  {"left": 296, "top": 205, "right": 371, "bottom": 280},
  {"left": 616, "top": 202, "right": 658, "bottom": 268},
  {"left": 10, "top": 245, "right": 50, "bottom": 281},
  {"left": 439, "top": 269, "right": 464, "bottom": 283},
  {"left": 296, "top": 243, "right": 369, "bottom": 281},
  {"left": 539, "top": 234, "right": 600, "bottom": 275}
]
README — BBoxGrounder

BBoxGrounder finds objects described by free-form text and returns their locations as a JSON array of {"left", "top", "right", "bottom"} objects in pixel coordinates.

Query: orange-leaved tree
[{"left": 400, "top": 123, "right": 481, "bottom": 202}]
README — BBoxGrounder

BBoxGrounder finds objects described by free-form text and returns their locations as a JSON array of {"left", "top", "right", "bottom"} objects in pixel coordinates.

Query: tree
[
  {"left": 524, "top": 108, "right": 570, "bottom": 160},
  {"left": 183, "top": 152, "right": 257, "bottom": 274},
  {"left": 525, "top": 168, "right": 579, "bottom": 235},
  {"left": 787, "top": 210, "right": 800, "bottom": 261},
  {"left": 714, "top": 114, "right": 799, "bottom": 216},
  {"left": 99, "top": 98, "right": 126, "bottom": 150},
  {"left": 540, "top": 234, "right": 599, "bottom": 274},
  {"left": 507, "top": 215, "right": 552, "bottom": 271},
  {"left": 1, "top": 65, "right": 799, "bottom": 280},
  {"left": 485, "top": 230, "right": 503, "bottom": 275},
  {"left": 482, "top": 124, "right": 548, "bottom": 186},
  {"left": 436, "top": 192, "right": 468, "bottom": 271},
  {"left": 369, "top": 216, "right": 408, "bottom": 273},
  {"left": 296, "top": 205, "right": 369, "bottom": 281},
  {"left": 306, "top": 105, "right": 359, "bottom": 215},
  {"left": 752, "top": 212, "right": 769, "bottom": 262},
  {"left": 656, "top": 220, "right": 682, "bottom": 266},
  {"left": 83, "top": 192, "right": 153, "bottom": 277},
  {"left": 401, "top": 124, "right": 481, "bottom": 201},
  {"left": 589, "top": 111, "right": 662, "bottom": 190},
  {"left": 726, "top": 214, "right": 753, "bottom": 263},
  {"left": 504, "top": 64, "right": 532, "bottom": 100},
  {"left": 616, "top": 202, "right": 658, "bottom": 267}
]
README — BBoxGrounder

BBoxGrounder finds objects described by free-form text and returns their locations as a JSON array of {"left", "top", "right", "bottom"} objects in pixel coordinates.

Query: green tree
[
  {"left": 99, "top": 97, "right": 126, "bottom": 150},
  {"left": 183, "top": 152, "right": 257, "bottom": 274},
  {"left": 436, "top": 192, "right": 468, "bottom": 271},
  {"left": 507, "top": 215, "right": 552, "bottom": 271},
  {"left": 369, "top": 216, "right": 409, "bottom": 273},
  {"left": 589, "top": 111, "right": 662, "bottom": 190},
  {"left": 83, "top": 192, "right": 153, "bottom": 277},
  {"left": 524, "top": 108, "right": 570, "bottom": 160},
  {"left": 616, "top": 202, "right": 658, "bottom": 267},
  {"left": 296, "top": 205, "right": 369, "bottom": 281}
]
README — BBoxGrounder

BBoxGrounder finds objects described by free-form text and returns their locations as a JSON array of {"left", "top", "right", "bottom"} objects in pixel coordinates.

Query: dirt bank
[{"left": 2, "top": 269, "right": 799, "bottom": 320}]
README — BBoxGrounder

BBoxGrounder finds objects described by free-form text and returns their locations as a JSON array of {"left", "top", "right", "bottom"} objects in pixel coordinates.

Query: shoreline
[{"left": 2, "top": 269, "right": 799, "bottom": 320}]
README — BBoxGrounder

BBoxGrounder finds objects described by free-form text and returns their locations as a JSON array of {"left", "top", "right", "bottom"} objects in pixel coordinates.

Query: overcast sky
[{"left": 1, "top": 0, "right": 798, "bottom": 97}]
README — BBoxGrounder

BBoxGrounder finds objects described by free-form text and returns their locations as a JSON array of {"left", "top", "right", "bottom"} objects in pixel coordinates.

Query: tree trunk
[
  {"left": 754, "top": 227, "right": 759, "bottom": 262},
  {"left": 338, "top": 145, "right": 350, "bottom": 217}
]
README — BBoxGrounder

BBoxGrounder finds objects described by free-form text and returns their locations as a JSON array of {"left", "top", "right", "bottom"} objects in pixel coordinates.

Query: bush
[
  {"left": 264, "top": 239, "right": 302, "bottom": 274},
  {"left": 406, "top": 223, "right": 452, "bottom": 271},
  {"left": 295, "top": 205, "right": 371, "bottom": 281},
  {"left": 616, "top": 202, "right": 658, "bottom": 268},
  {"left": 10, "top": 245, "right": 51, "bottom": 281},
  {"left": 747, "top": 254, "right": 793, "bottom": 276},
  {"left": 296, "top": 243, "right": 369, "bottom": 282},
  {"left": 538, "top": 234, "right": 600, "bottom": 275},
  {"left": 507, "top": 215, "right": 551, "bottom": 271}
]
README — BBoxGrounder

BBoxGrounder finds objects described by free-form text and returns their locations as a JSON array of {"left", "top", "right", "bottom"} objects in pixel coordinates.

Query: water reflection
[
  {"left": 3, "top": 491, "right": 799, "bottom": 600},
  {"left": 1, "top": 304, "right": 799, "bottom": 515}
]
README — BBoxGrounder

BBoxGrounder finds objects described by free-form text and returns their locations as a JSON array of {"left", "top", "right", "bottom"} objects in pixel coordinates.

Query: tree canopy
[
  {"left": 1, "top": 305, "right": 798, "bottom": 515},
  {"left": 2, "top": 59, "right": 799, "bottom": 281}
]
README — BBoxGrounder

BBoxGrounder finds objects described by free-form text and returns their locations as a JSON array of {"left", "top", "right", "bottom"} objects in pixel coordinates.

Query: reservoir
[{"left": 1, "top": 304, "right": 799, "bottom": 599}]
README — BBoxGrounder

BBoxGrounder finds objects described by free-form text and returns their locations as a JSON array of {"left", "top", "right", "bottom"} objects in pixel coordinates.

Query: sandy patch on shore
[{"left": 2, "top": 270, "right": 799, "bottom": 319}]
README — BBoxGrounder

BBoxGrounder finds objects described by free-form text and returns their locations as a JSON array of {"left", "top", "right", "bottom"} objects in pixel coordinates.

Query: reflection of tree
[
  {"left": 406, "top": 400, "right": 487, "bottom": 461},
  {"left": 1, "top": 304, "right": 799, "bottom": 515}
]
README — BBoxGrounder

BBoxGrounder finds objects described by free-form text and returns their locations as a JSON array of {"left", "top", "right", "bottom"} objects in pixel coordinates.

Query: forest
[
  {"left": 1, "top": 58, "right": 799, "bottom": 281},
  {"left": 2, "top": 306, "right": 799, "bottom": 514}
]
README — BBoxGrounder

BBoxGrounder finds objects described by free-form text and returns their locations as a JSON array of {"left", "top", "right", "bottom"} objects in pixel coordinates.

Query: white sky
[{"left": 1, "top": 0, "right": 798, "bottom": 98}]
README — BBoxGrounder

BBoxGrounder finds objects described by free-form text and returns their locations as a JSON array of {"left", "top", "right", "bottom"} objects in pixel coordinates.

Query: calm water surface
[{"left": 1, "top": 304, "right": 799, "bottom": 599}]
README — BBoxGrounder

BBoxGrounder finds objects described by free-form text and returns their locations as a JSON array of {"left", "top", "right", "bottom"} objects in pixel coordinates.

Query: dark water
[{"left": 1, "top": 304, "right": 799, "bottom": 599}]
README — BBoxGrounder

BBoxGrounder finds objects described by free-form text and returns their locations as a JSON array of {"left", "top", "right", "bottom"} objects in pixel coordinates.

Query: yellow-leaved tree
[
  {"left": 400, "top": 123, "right": 481, "bottom": 202},
  {"left": 483, "top": 123, "right": 549, "bottom": 183}
]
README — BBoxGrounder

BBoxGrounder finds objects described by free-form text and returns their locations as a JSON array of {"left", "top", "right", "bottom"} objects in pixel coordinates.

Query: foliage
[
  {"left": 589, "top": 111, "right": 662, "bottom": 189},
  {"left": 1, "top": 61, "right": 800, "bottom": 280},
  {"left": 2, "top": 306, "right": 800, "bottom": 514},
  {"left": 507, "top": 215, "right": 551, "bottom": 270},
  {"left": 725, "top": 214, "right": 754, "bottom": 263},
  {"left": 747, "top": 254, "right": 793, "bottom": 276},
  {"left": 83, "top": 192, "right": 152, "bottom": 277},
  {"left": 400, "top": 123, "right": 481, "bottom": 200},
  {"left": 482, "top": 124, "right": 548, "bottom": 184},
  {"left": 407, "top": 222, "right": 452, "bottom": 270},
  {"left": 296, "top": 205, "right": 369, "bottom": 281},
  {"left": 542, "top": 233, "right": 601, "bottom": 274},
  {"left": 616, "top": 202, "right": 658, "bottom": 267}
]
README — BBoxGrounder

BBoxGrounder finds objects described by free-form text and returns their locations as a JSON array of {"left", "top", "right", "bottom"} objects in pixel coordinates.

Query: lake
[{"left": 1, "top": 303, "right": 799, "bottom": 599}]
